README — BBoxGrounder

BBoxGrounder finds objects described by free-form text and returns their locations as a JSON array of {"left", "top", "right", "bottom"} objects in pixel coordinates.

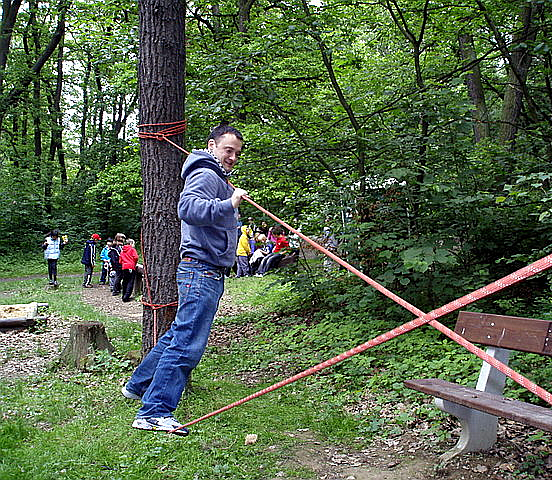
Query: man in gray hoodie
[{"left": 123, "top": 123, "right": 247, "bottom": 435}]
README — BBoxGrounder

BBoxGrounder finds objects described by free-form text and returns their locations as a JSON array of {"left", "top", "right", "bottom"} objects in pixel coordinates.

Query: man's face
[{"left": 208, "top": 133, "right": 243, "bottom": 172}]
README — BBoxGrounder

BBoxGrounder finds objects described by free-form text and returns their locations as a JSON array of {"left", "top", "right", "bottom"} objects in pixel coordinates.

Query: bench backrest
[{"left": 455, "top": 311, "right": 552, "bottom": 356}]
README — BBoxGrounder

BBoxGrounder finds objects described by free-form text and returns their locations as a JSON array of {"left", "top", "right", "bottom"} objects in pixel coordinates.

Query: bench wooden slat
[
  {"left": 405, "top": 378, "right": 552, "bottom": 432},
  {"left": 456, "top": 311, "right": 552, "bottom": 355}
]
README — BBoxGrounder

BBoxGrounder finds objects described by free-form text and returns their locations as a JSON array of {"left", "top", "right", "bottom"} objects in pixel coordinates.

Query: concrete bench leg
[
  {"left": 436, "top": 346, "right": 511, "bottom": 462},
  {"left": 436, "top": 399, "right": 499, "bottom": 462}
]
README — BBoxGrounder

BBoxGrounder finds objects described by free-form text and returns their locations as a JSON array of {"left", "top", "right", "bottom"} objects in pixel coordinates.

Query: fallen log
[
  {"left": 0, "top": 316, "right": 36, "bottom": 330},
  {"left": 0, "top": 301, "right": 49, "bottom": 331}
]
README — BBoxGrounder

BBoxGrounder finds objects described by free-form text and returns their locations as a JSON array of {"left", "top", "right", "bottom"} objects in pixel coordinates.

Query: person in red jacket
[
  {"left": 120, "top": 238, "right": 139, "bottom": 302},
  {"left": 255, "top": 226, "right": 290, "bottom": 276}
]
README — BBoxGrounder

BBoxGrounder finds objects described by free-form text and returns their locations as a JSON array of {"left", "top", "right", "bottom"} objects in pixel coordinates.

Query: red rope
[
  {"left": 137, "top": 123, "right": 552, "bottom": 433},
  {"left": 138, "top": 120, "right": 189, "bottom": 155},
  {"left": 138, "top": 120, "right": 187, "bottom": 139},
  {"left": 137, "top": 123, "right": 186, "bottom": 344},
  {"left": 139, "top": 230, "right": 178, "bottom": 345},
  {"left": 174, "top": 234, "right": 552, "bottom": 432}
]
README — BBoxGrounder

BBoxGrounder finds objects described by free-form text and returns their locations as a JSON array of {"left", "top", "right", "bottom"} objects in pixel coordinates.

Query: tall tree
[
  {"left": 138, "top": 0, "right": 185, "bottom": 354},
  {"left": 458, "top": 27, "right": 490, "bottom": 142},
  {"left": 0, "top": 0, "right": 23, "bottom": 92},
  {"left": 0, "top": 0, "right": 68, "bottom": 123}
]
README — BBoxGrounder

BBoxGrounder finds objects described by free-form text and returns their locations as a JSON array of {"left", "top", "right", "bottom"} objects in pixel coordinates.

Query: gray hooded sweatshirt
[{"left": 178, "top": 150, "right": 238, "bottom": 267}]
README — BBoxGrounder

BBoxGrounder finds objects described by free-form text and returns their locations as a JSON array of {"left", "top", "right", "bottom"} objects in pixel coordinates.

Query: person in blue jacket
[
  {"left": 42, "top": 229, "right": 68, "bottom": 285},
  {"left": 123, "top": 123, "right": 248, "bottom": 435},
  {"left": 98, "top": 238, "right": 113, "bottom": 285}
]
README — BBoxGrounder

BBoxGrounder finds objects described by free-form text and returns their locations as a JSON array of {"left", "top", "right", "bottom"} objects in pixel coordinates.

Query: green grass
[
  {"left": 0, "top": 270, "right": 367, "bottom": 480},
  {"left": 1, "top": 266, "right": 551, "bottom": 479},
  {"left": 0, "top": 373, "right": 326, "bottom": 480},
  {"left": 0, "top": 250, "right": 83, "bottom": 278}
]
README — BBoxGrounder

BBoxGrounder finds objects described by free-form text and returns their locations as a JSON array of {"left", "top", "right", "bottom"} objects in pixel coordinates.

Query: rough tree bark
[
  {"left": 458, "top": 32, "right": 490, "bottom": 143},
  {"left": 475, "top": 0, "right": 542, "bottom": 147},
  {"left": 60, "top": 322, "right": 115, "bottom": 369},
  {"left": 138, "top": 0, "right": 185, "bottom": 355},
  {"left": 499, "top": 2, "right": 540, "bottom": 146}
]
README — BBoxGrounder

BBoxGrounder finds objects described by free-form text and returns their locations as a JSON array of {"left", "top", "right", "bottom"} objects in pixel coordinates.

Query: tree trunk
[
  {"left": 60, "top": 322, "right": 115, "bottom": 369},
  {"left": 458, "top": 32, "right": 490, "bottom": 142},
  {"left": 79, "top": 57, "right": 91, "bottom": 156},
  {"left": 383, "top": 0, "right": 431, "bottom": 234},
  {"left": 0, "top": 0, "right": 23, "bottom": 93},
  {"left": 499, "top": 3, "right": 539, "bottom": 146},
  {"left": 139, "top": 0, "right": 185, "bottom": 355},
  {"left": 93, "top": 64, "right": 104, "bottom": 139},
  {"left": 237, "top": 0, "right": 255, "bottom": 33},
  {"left": 48, "top": 24, "right": 66, "bottom": 186}
]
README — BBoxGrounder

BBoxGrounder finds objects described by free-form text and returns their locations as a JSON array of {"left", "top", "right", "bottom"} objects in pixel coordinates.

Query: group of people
[
  {"left": 84, "top": 232, "right": 140, "bottom": 303},
  {"left": 42, "top": 230, "right": 140, "bottom": 303},
  {"left": 235, "top": 220, "right": 295, "bottom": 277}
]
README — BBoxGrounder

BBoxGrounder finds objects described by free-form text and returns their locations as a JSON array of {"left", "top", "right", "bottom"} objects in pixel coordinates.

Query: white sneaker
[
  {"left": 121, "top": 386, "right": 141, "bottom": 400},
  {"left": 132, "top": 416, "right": 189, "bottom": 436}
]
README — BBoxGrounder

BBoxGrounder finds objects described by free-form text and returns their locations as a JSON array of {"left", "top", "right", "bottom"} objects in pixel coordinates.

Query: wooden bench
[{"left": 404, "top": 311, "right": 552, "bottom": 462}]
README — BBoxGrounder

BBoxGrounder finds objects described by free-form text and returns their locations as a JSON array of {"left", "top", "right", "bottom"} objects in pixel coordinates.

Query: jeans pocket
[{"left": 199, "top": 269, "right": 223, "bottom": 281}]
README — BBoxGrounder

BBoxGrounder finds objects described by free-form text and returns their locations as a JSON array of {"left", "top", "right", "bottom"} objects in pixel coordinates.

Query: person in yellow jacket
[{"left": 236, "top": 225, "right": 253, "bottom": 277}]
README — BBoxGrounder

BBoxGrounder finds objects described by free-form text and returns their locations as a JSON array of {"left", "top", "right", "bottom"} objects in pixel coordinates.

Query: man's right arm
[{"left": 179, "top": 170, "right": 237, "bottom": 226}]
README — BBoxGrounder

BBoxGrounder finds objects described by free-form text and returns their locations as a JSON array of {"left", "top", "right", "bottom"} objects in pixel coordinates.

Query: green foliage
[
  {"left": 0, "top": 250, "right": 82, "bottom": 278},
  {"left": 1, "top": 0, "right": 551, "bottom": 321}
]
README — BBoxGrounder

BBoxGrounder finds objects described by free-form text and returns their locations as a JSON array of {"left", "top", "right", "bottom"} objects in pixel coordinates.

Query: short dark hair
[{"left": 207, "top": 122, "right": 243, "bottom": 143}]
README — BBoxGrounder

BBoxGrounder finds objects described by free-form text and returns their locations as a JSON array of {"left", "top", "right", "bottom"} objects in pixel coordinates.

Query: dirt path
[
  {"left": 81, "top": 283, "right": 143, "bottom": 322},
  {"left": 1, "top": 282, "right": 549, "bottom": 479}
]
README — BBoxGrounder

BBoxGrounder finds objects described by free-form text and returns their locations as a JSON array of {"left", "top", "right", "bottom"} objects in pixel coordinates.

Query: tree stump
[{"left": 60, "top": 322, "right": 115, "bottom": 369}]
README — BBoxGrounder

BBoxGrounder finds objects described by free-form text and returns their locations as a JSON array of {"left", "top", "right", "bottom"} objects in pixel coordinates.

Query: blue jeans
[{"left": 126, "top": 258, "right": 225, "bottom": 418}]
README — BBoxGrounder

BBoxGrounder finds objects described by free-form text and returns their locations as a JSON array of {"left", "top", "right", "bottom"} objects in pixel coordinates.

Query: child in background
[
  {"left": 120, "top": 238, "right": 139, "bottom": 302},
  {"left": 99, "top": 238, "right": 113, "bottom": 285},
  {"left": 247, "top": 217, "right": 257, "bottom": 254},
  {"left": 266, "top": 226, "right": 277, "bottom": 253},
  {"left": 82, "top": 233, "right": 101, "bottom": 288},
  {"left": 255, "top": 226, "right": 290, "bottom": 276},
  {"left": 109, "top": 233, "right": 126, "bottom": 295},
  {"left": 236, "top": 225, "right": 253, "bottom": 277},
  {"left": 322, "top": 226, "right": 338, "bottom": 271},
  {"left": 249, "top": 234, "right": 269, "bottom": 274},
  {"left": 42, "top": 229, "right": 68, "bottom": 286}
]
